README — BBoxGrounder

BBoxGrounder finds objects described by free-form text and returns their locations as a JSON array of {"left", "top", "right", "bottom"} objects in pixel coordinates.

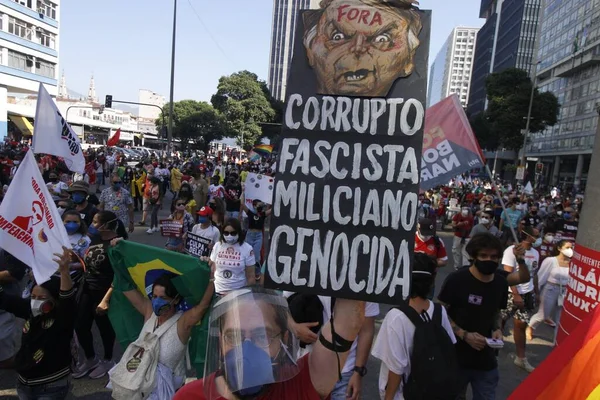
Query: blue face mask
[
  {"left": 88, "top": 225, "right": 100, "bottom": 237},
  {"left": 72, "top": 193, "right": 86, "bottom": 204},
  {"left": 224, "top": 340, "right": 275, "bottom": 397},
  {"left": 152, "top": 297, "right": 172, "bottom": 316},
  {"left": 112, "top": 182, "right": 122, "bottom": 191},
  {"left": 198, "top": 216, "right": 209, "bottom": 224},
  {"left": 64, "top": 222, "right": 79, "bottom": 235},
  {"left": 563, "top": 212, "right": 572, "bottom": 220},
  {"left": 422, "top": 203, "right": 430, "bottom": 209}
]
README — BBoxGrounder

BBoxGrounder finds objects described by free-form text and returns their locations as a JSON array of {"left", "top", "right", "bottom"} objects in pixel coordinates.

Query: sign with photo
[
  {"left": 185, "top": 232, "right": 212, "bottom": 258},
  {"left": 160, "top": 219, "right": 183, "bottom": 238},
  {"left": 265, "top": 0, "right": 431, "bottom": 303}
]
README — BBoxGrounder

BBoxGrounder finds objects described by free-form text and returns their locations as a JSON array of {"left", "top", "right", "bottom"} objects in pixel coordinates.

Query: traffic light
[
  {"left": 536, "top": 163, "right": 544, "bottom": 174},
  {"left": 105, "top": 95, "right": 113, "bottom": 109}
]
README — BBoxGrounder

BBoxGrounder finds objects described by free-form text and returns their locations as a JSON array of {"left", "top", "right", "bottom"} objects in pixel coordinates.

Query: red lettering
[
  {"left": 359, "top": 9, "right": 369, "bottom": 25},
  {"left": 337, "top": 6, "right": 383, "bottom": 26},
  {"left": 337, "top": 4, "right": 350, "bottom": 22},
  {"left": 348, "top": 8, "right": 359, "bottom": 20},
  {"left": 371, "top": 11, "right": 382, "bottom": 26}
]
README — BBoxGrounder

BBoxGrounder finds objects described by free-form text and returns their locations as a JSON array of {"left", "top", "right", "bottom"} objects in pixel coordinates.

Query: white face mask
[
  {"left": 30, "top": 299, "right": 46, "bottom": 317},
  {"left": 544, "top": 235, "right": 554, "bottom": 244},
  {"left": 561, "top": 248, "right": 574, "bottom": 258},
  {"left": 418, "top": 232, "right": 432, "bottom": 242},
  {"left": 225, "top": 235, "right": 238, "bottom": 244},
  {"left": 479, "top": 218, "right": 490, "bottom": 225},
  {"left": 461, "top": 210, "right": 469, "bottom": 216}
]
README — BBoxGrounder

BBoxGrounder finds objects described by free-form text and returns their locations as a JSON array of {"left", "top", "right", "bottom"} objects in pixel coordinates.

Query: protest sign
[
  {"left": 160, "top": 219, "right": 183, "bottom": 237},
  {"left": 244, "top": 173, "right": 274, "bottom": 209},
  {"left": 185, "top": 232, "right": 212, "bottom": 258},
  {"left": 265, "top": 0, "right": 431, "bottom": 303}
]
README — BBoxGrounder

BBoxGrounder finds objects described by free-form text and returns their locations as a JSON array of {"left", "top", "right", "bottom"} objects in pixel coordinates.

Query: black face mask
[{"left": 474, "top": 260, "right": 499, "bottom": 275}]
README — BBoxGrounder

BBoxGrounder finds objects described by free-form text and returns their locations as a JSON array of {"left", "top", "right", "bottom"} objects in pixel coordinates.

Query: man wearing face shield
[{"left": 174, "top": 287, "right": 365, "bottom": 400}]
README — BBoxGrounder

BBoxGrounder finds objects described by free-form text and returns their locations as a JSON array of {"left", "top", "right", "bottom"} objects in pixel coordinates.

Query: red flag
[{"left": 107, "top": 128, "right": 121, "bottom": 147}]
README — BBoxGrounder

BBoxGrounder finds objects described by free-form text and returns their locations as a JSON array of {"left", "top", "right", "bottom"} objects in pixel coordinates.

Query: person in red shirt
[
  {"left": 174, "top": 287, "right": 365, "bottom": 400},
  {"left": 414, "top": 217, "right": 447, "bottom": 300},
  {"left": 451, "top": 206, "right": 474, "bottom": 269}
]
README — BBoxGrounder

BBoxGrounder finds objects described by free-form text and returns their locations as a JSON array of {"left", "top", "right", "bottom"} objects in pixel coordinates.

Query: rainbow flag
[
  {"left": 509, "top": 306, "right": 600, "bottom": 399},
  {"left": 247, "top": 151, "right": 261, "bottom": 162},
  {"left": 253, "top": 144, "right": 274, "bottom": 155},
  {"left": 108, "top": 240, "right": 212, "bottom": 376}
]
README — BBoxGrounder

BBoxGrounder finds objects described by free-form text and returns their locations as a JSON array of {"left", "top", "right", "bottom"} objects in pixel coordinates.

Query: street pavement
[{"left": 0, "top": 192, "right": 555, "bottom": 399}]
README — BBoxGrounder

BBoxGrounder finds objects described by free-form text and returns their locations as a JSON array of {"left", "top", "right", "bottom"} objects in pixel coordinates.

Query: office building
[
  {"left": 428, "top": 27, "right": 479, "bottom": 108},
  {"left": 139, "top": 89, "right": 165, "bottom": 120},
  {"left": 527, "top": 0, "right": 600, "bottom": 190},
  {"left": 0, "top": 0, "right": 60, "bottom": 139},
  {"left": 267, "top": 0, "right": 320, "bottom": 101},
  {"left": 467, "top": 0, "right": 541, "bottom": 117}
]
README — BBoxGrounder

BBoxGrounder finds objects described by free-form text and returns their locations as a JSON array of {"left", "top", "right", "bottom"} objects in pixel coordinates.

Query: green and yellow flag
[{"left": 108, "top": 240, "right": 212, "bottom": 376}]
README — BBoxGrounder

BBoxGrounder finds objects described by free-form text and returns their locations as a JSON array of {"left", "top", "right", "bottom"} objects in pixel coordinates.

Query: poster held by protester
[
  {"left": 160, "top": 219, "right": 183, "bottom": 237},
  {"left": 244, "top": 172, "right": 274, "bottom": 208},
  {"left": 0, "top": 150, "right": 71, "bottom": 284},
  {"left": 265, "top": 0, "right": 431, "bottom": 303},
  {"left": 32, "top": 83, "right": 85, "bottom": 173},
  {"left": 185, "top": 232, "right": 212, "bottom": 258}
]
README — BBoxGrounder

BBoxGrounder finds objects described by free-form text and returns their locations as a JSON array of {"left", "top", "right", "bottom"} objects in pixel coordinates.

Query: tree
[
  {"left": 211, "top": 71, "right": 277, "bottom": 148},
  {"left": 469, "top": 112, "right": 499, "bottom": 151},
  {"left": 482, "top": 68, "right": 559, "bottom": 151},
  {"left": 157, "top": 100, "right": 224, "bottom": 151}
]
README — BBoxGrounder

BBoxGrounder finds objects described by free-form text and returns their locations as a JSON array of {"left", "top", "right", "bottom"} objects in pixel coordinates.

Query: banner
[
  {"left": 32, "top": 83, "right": 85, "bottom": 173},
  {"left": 108, "top": 240, "right": 212, "bottom": 376},
  {"left": 0, "top": 150, "right": 70, "bottom": 284},
  {"left": 107, "top": 128, "right": 121, "bottom": 147},
  {"left": 420, "top": 94, "right": 485, "bottom": 190},
  {"left": 160, "top": 219, "right": 183, "bottom": 237},
  {"left": 185, "top": 232, "right": 211, "bottom": 258},
  {"left": 557, "top": 244, "right": 600, "bottom": 344},
  {"left": 244, "top": 173, "right": 274, "bottom": 207},
  {"left": 510, "top": 305, "right": 600, "bottom": 399},
  {"left": 265, "top": 1, "right": 431, "bottom": 303}
]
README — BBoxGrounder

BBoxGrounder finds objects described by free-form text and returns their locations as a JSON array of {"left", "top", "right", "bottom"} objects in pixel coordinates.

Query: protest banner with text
[
  {"left": 160, "top": 220, "right": 183, "bottom": 238},
  {"left": 185, "top": 232, "right": 212, "bottom": 258},
  {"left": 265, "top": 0, "right": 431, "bottom": 303}
]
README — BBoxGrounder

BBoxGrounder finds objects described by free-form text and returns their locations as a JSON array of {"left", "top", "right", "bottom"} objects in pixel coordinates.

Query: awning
[{"left": 9, "top": 115, "right": 34, "bottom": 136}]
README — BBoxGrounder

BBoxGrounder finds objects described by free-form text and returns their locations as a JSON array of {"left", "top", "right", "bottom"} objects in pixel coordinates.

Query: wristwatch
[{"left": 353, "top": 366, "right": 368, "bottom": 377}]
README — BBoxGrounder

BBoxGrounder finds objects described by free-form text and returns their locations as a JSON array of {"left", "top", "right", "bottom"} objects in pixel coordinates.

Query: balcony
[{"left": 555, "top": 52, "right": 600, "bottom": 77}]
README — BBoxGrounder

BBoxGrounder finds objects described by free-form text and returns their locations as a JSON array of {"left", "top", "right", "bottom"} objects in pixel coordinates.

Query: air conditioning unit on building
[{"left": 35, "top": 27, "right": 44, "bottom": 33}]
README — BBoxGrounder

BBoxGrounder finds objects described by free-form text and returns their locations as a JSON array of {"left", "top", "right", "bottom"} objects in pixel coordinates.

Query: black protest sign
[
  {"left": 265, "top": 0, "right": 431, "bottom": 304},
  {"left": 185, "top": 232, "right": 212, "bottom": 257}
]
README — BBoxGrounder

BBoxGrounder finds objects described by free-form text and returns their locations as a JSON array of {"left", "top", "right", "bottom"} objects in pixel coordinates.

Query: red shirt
[
  {"left": 414, "top": 234, "right": 448, "bottom": 261},
  {"left": 174, "top": 355, "right": 326, "bottom": 400},
  {"left": 452, "top": 214, "right": 474, "bottom": 238}
]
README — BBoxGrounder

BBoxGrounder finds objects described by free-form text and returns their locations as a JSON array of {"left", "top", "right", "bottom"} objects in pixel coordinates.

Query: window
[
  {"left": 35, "top": 59, "right": 55, "bottom": 78},
  {"left": 8, "top": 17, "right": 33, "bottom": 40},
  {"left": 8, "top": 50, "right": 31, "bottom": 71},
  {"left": 13, "top": 0, "right": 33, "bottom": 7},
  {"left": 37, "top": 29, "right": 55, "bottom": 49},
  {"left": 37, "top": 0, "right": 57, "bottom": 19}
]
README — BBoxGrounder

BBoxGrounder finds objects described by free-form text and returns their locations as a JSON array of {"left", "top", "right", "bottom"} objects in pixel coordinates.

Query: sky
[{"left": 59, "top": 0, "right": 484, "bottom": 108}]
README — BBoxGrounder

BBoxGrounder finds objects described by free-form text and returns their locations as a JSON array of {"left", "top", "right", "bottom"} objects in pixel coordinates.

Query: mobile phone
[{"left": 486, "top": 338, "right": 504, "bottom": 349}]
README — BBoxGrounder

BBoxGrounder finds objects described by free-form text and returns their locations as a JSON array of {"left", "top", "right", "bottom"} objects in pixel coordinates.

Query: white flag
[
  {"left": 32, "top": 83, "right": 85, "bottom": 173},
  {"left": 0, "top": 150, "right": 71, "bottom": 284}
]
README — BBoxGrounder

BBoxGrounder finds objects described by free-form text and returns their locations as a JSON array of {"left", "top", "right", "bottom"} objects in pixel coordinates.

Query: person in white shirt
[
  {"left": 205, "top": 218, "right": 256, "bottom": 295},
  {"left": 371, "top": 254, "right": 456, "bottom": 400},
  {"left": 190, "top": 206, "right": 220, "bottom": 253}
]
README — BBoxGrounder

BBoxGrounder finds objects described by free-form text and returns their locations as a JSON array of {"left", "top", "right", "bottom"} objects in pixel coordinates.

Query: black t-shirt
[
  {"left": 522, "top": 213, "right": 541, "bottom": 227},
  {"left": 83, "top": 238, "right": 114, "bottom": 291},
  {"left": 77, "top": 202, "right": 98, "bottom": 227},
  {"left": 224, "top": 184, "right": 242, "bottom": 212},
  {"left": 247, "top": 210, "right": 267, "bottom": 230},
  {"left": 438, "top": 267, "right": 509, "bottom": 371}
]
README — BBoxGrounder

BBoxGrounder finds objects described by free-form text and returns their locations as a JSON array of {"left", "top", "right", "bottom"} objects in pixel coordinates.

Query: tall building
[
  {"left": 57, "top": 69, "right": 67, "bottom": 98},
  {"left": 527, "top": 0, "right": 600, "bottom": 190},
  {"left": 87, "top": 74, "right": 97, "bottom": 103},
  {"left": 138, "top": 89, "right": 166, "bottom": 120},
  {"left": 467, "top": 0, "right": 541, "bottom": 117},
  {"left": 0, "top": 0, "right": 60, "bottom": 138},
  {"left": 427, "top": 27, "right": 479, "bottom": 108},
  {"left": 267, "top": 0, "right": 320, "bottom": 101}
]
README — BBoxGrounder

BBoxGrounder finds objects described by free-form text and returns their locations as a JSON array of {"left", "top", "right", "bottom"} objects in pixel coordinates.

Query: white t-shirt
[
  {"left": 371, "top": 303, "right": 456, "bottom": 400},
  {"left": 191, "top": 224, "right": 220, "bottom": 246},
  {"left": 210, "top": 241, "right": 255, "bottom": 294},
  {"left": 502, "top": 245, "right": 539, "bottom": 294}
]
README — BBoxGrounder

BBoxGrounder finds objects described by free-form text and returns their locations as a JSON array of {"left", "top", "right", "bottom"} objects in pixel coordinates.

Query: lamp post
[{"left": 167, "top": 0, "right": 177, "bottom": 156}]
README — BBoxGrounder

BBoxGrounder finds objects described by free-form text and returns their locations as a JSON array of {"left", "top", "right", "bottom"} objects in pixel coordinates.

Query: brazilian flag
[{"left": 108, "top": 240, "right": 212, "bottom": 377}]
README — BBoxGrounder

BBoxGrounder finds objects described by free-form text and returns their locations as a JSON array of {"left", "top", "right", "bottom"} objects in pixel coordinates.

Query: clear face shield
[{"left": 203, "top": 288, "right": 300, "bottom": 400}]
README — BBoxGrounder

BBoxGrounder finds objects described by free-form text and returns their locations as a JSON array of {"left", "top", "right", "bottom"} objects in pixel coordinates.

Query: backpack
[
  {"left": 110, "top": 313, "right": 182, "bottom": 400},
  {"left": 398, "top": 302, "right": 460, "bottom": 400}
]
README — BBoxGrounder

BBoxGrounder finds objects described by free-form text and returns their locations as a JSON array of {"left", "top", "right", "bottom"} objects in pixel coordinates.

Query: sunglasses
[
  {"left": 176, "top": 203, "right": 186, "bottom": 206},
  {"left": 223, "top": 231, "right": 238, "bottom": 236}
]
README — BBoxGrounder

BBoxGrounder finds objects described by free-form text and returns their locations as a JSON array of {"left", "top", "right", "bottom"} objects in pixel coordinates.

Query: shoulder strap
[
  {"left": 397, "top": 302, "right": 426, "bottom": 326},
  {"left": 153, "top": 313, "right": 182, "bottom": 339},
  {"left": 432, "top": 303, "right": 442, "bottom": 325}
]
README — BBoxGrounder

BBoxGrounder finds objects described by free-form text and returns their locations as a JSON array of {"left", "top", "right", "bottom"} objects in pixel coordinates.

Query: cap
[
  {"left": 197, "top": 206, "right": 214, "bottom": 216},
  {"left": 67, "top": 181, "right": 91, "bottom": 194},
  {"left": 418, "top": 218, "right": 435, "bottom": 236}
]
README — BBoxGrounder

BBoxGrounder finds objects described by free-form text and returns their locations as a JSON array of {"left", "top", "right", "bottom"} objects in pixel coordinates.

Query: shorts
[
  {"left": 501, "top": 291, "right": 536, "bottom": 324},
  {"left": 143, "top": 198, "right": 150, "bottom": 212}
]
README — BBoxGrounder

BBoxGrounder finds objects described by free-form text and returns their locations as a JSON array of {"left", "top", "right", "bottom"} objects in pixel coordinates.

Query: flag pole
[{"left": 485, "top": 164, "right": 519, "bottom": 243}]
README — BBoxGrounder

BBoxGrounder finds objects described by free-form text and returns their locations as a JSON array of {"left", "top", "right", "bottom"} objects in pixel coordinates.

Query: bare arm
[
  {"left": 309, "top": 299, "right": 365, "bottom": 398},
  {"left": 245, "top": 265, "right": 256, "bottom": 287},
  {"left": 0, "top": 271, "right": 16, "bottom": 283},
  {"left": 123, "top": 288, "right": 153, "bottom": 319},
  {"left": 98, "top": 202, "right": 105, "bottom": 211},
  {"left": 177, "top": 282, "right": 215, "bottom": 344},
  {"left": 384, "top": 370, "right": 402, "bottom": 400}
]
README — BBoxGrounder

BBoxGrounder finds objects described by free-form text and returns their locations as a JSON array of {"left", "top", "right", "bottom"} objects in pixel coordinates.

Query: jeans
[
  {"left": 330, "top": 371, "right": 353, "bottom": 400},
  {"left": 17, "top": 377, "right": 70, "bottom": 400},
  {"left": 456, "top": 367, "right": 499, "bottom": 400},
  {"left": 530, "top": 282, "right": 563, "bottom": 343},
  {"left": 226, "top": 211, "right": 239, "bottom": 220},
  {"left": 97, "top": 172, "right": 104, "bottom": 186},
  {"left": 246, "top": 230, "right": 263, "bottom": 264},
  {"left": 452, "top": 236, "right": 466, "bottom": 269}
]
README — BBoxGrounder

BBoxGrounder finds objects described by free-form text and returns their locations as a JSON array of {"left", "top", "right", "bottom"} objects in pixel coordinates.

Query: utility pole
[{"left": 167, "top": 0, "right": 177, "bottom": 156}]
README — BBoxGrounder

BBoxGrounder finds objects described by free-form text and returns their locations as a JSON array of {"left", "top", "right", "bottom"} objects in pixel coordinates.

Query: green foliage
[
  {"left": 157, "top": 100, "right": 224, "bottom": 151},
  {"left": 211, "top": 71, "right": 277, "bottom": 148},
  {"left": 471, "top": 68, "right": 560, "bottom": 151}
]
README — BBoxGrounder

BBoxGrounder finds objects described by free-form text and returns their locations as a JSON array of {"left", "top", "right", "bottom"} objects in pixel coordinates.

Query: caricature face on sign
[{"left": 304, "top": 0, "right": 422, "bottom": 96}]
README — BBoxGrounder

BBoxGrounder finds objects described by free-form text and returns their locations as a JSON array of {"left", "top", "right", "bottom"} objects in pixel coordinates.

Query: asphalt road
[{"left": 0, "top": 192, "right": 555, "bottom": 399}]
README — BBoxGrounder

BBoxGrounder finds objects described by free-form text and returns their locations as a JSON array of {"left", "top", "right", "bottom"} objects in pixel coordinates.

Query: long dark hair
[
  {"left": 551, "top": 239, "right": 571, "bottom": 257},
  {"left": 220, "top": 218, "right": 245, "bottom": 244},
  {"left": 62, "top": 209, "right": 88, "bottom": 235}
]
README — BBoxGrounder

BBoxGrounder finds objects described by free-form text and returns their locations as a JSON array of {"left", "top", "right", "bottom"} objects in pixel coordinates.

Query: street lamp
[{"left": 167, "top": 0, "right": 177, "bottom": 155}]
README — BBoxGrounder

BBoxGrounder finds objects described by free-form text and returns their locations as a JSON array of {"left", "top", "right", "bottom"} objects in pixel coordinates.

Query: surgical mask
[
  {"left": 198, "top": 216, "right": 209, "bottom": 224},
  {"left": 112, "top": 182, "right": 122, "bottom": 191},
  {"left": 563, "top": 212, "right": 572, "bottom": 220},
  {"left": 480, "top": 218, "right": 490, "bottom": 225},
  {"left": 65, "top": 222, "right": 79, "bottom": 235},
  {"left": 461, "top": 210, "right": 469, "bottom": 216},
  {"left": 57, "top": 207, "right": 65, "bottom": 216},
  {"left": 225, "top": 234, "right": 239, "bottom": 244},
  {"left": 72, "top": 193, "right": 86, "bottom": 204},
  {"left": 544, "top": 235, "right": 554, "bottom": 244},
  {"left": 31, "top": 299, "right": 50, "bottom": 318},
  {"left": 224, "top": 340, "right": 275, "bottom": 397},
  {"left": 556, "top": 211, "right": 563, "bottom": 216},
  {"left": 151, "top": 297, "right": 173, "bottom": 316},
  {"left": 532, "top": 238, "right": 542, "bottom": 248},
  {"left": 561, "top": 248, "right": 574, "bottom": 258},
  {"left": 88, "top": 225, "right": 100, "bottom": 237},
  {"left": 474, "top": 260, "right": 499, "bottom": 275},
  {"left": 422, "top": 203, "right": 430, "bottom": 209}
]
